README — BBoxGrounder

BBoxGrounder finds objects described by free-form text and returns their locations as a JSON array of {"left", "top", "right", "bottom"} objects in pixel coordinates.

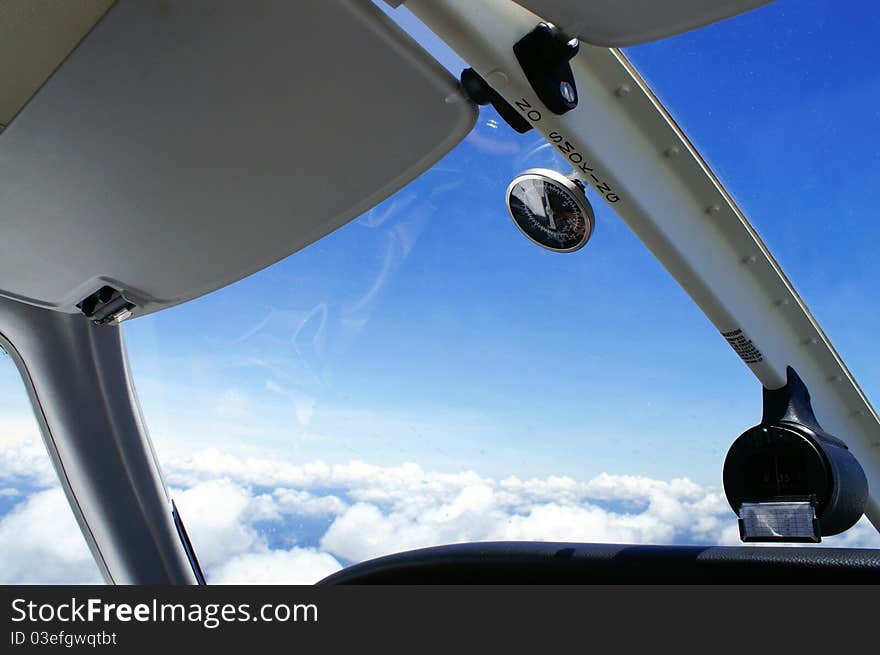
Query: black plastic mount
[
  {"left": 723, "top": 366, "right": 868, "bottom": 538},
  {"left": 460, "top": 68, "right": 532, "bottom": 134},
  {"left": 76, "top": 285, "right": 136, "bottom": 325},
  {"left": 459, "top": 23, "right": 579, "bottom": 134},
  {"left": 513, "top": 23, "right": 579, "bottom": 115},
  {"left": 762, "top": 367, "right": 838, "bottom": 442}
]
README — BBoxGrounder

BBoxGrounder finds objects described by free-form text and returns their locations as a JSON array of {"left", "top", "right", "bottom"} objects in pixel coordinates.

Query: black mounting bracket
[
  {"left": 760, "top": 367, "right": 843, "bottom": 448},
  {"left": 723, "top": 366, "right": 868, "bottom": 541},
  {"left": 77, "top": 285, "right": 137, "bottom": 325},
  {"left": 513, "top": 23, "right": 579, "bottom": 115},
  {"left": 460, "top": 68, "right": 532, "bottom": 134}
]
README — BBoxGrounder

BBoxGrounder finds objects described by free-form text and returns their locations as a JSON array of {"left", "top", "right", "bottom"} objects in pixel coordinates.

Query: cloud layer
[{"left": 1, "top": 433, "right": 879, "bottom": 584}]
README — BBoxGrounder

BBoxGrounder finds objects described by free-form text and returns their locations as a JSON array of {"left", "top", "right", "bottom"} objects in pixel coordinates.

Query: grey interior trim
[
  {"left": 0, "top": 0, "right": 115, "bottom": 128},
  {"left": 511, "top": 0, "right": 774, "bottom": 46},
  {"left": 0, "top": 296, "right": 199, "bottom": 584},
  {"left": 0, "top": 0, "right": 476, "bottom": 318}
]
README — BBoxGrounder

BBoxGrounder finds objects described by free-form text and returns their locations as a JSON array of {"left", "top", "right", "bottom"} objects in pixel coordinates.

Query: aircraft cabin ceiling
[{"left": 0, "top": 0, "right": 476, "bottom": 318}]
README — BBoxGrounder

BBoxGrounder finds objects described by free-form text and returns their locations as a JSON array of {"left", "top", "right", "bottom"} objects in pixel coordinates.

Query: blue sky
[
  {"left": 1, "top": 0, "right": 879, "bottom": 583},
  {"left": 121, "top": 0, "right": 879, "bottom": 483}
]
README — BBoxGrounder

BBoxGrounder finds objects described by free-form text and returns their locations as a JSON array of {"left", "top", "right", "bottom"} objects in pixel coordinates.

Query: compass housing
[{"left": 505, "top": 168, "right": 595, "bottom": 252}]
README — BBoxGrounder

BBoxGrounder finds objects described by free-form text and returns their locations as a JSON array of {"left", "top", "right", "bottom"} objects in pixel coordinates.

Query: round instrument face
[{"left": 505, "top": 169, "right": 594, "bottom": 252}]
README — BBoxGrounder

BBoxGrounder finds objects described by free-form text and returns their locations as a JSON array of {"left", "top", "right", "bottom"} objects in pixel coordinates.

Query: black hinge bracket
[
  {"left": 460, "top": 68, "right": 533, "bottom": 134},
  {"left": 513, "top": 23, "right": 579, "bottom": 115},
  {"left": 77, "top": 285, "right": 137, "bottom": 325}
]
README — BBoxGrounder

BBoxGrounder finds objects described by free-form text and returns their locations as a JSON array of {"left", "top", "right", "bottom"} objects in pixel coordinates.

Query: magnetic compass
[{"left": 505, "top": 168, "right": 594, "bottom": 252}]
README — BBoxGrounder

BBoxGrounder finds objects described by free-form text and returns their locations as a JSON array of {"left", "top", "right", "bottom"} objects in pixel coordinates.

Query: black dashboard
[{"left": 319, "top": 541, "right": 880, "bottom": 584}]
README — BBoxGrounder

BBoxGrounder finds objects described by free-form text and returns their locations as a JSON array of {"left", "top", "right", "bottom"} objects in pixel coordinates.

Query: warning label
[{"left": 721, "top": 328, "right": 764, "bottom": 364}]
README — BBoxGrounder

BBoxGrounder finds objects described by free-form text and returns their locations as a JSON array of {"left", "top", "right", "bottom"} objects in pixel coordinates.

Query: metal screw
[{"left": 559, "top": 81, "right": 576, "bottom": 103}]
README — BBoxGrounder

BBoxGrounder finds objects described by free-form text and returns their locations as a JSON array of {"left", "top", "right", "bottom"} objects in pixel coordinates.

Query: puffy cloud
[
  {"left": 0, "top": 417, "right": 104, "bottom": 584},
  {"left": 211, "top": 548, "right": 341, "bottom": 585},
  {"left": 822, "top": 516, "right": 880, "bottom": 549},
  {"left": 166, "top": 449, "right": 880, "bottom": 563},
  {"left": 171, "top": 479, "right": 275, "bottom": 571},
  {"left": 169, "top": 478, "right": 347, "bottom": 583},
  {"left": 0, "top": 416, "right": 56, "bottom": 488},
  {"left": 317, "top": 470, "right": 732, "bottom": 562},
  {"left": 172, "top": 479, "right": 342, "bottom": 583},
  {"left": 0, "top": 488, "right": 101, "bottom": 584},
  {"left": 165, "top": 448, "right": 333, "bottom": 490},
  {"left": 272, "top": 488, "right": 348, "bottom": 517},
  {"left": 1, "top": 435, "right": 879, "bottom": 584},
  {"left": 500, "top": 502, "right": 673, "bottom": 543}
]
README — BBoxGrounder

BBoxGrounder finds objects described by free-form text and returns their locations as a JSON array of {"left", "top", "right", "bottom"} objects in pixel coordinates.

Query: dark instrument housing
[{"left": 723, "top": 367, "right": 868, "bottom": 538}]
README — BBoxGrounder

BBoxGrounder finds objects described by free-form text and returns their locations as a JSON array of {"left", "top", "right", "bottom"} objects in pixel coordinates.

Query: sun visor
[
  {"left": 0, "top": 0, "right": 476, "bottom": 318},
  {"left": 512, "top": 0, "right": 773, "bottom": 46}
]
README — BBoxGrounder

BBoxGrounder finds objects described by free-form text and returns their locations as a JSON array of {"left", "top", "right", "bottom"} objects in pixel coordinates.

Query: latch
[
  {"left": 513, "top": 23, "right": 579, "bottom": 115},
  {"left": 460, "top": 67, "right": 532, "bottom": 134},
  {"left": 459, "top": 22, "right": 579, "bottom": 135},
  {"left": 76, "top": 285, "right": 137, "bottom": 325}
]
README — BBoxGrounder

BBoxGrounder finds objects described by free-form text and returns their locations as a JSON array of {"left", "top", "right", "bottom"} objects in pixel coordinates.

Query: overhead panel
[
  {"left": 0, "top": 0, "right": 476, "bottom": 317},
  {"left": 511, "top": 0, "right": 774, "bottom": 46},
  {"left": 0, "top": 0, "right": 115, "bottom": 129}
]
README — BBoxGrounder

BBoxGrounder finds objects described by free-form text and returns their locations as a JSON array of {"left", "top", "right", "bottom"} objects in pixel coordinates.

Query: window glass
[
  {"left": 119, "top": 3, "right": 879, "bottom": 583},
  {"left": 2, "top": 0, "right": 877, "bottom": 585},
  {"left": 623, "top": 0, "right": 880, "bottom": 396},
  {"left": 0, "top": 349, "right": 101, "bottom": 583}
]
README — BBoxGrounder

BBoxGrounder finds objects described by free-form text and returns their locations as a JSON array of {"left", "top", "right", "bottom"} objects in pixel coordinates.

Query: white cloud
[
  {"left": 272, "top": 488, "right": 348, "bottom": 517},
  {"left": 0, "top": 435, "right": 879, "bottom": 584},
  {"left": 0, "top": 488, "right": 101, "bottom": 584},
  {"left": 164, "top": 450, "right": 880, "bottom": 563},
  {"left": 316, "top": 470, "right": 730, "bottom": 562},
  {"left": 171, "top": 479, "right": 273, "bottom": 571},
  {"left": 823, "top": 516, "right": 880, "bottom": 549},
  {"left": 170, "top": 478, "right": 344, "bottom": 584},
  {"left": 211, "top": 548, "right": 341, "bottom": 585},
  {"left": 0, "top": 417, "right": 56, "bottom": 488}
]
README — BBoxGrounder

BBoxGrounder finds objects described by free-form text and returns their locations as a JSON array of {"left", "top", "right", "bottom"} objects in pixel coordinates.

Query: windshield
[
  {"left": 1, "top": 0, "right": 877, "bottom": 583},
  {"left": 0, "top": 352, "right": 101, "bottom": 583}
]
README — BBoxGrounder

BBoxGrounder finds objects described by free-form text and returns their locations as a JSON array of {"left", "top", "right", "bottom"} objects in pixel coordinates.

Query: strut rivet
[{"left": 485, "top": 69, "right": 509, "bottom": 90}]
